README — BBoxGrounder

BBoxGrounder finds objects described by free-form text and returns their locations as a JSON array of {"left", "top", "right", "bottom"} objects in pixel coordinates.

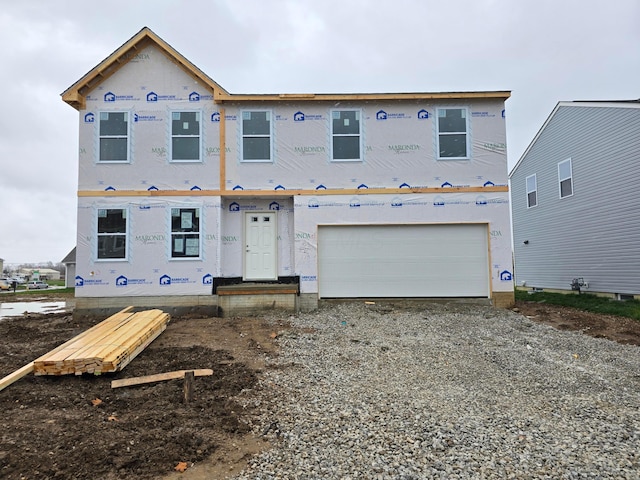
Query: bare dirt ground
[{"left": 0, "top": 293, "right": 638, "bottom": 479}]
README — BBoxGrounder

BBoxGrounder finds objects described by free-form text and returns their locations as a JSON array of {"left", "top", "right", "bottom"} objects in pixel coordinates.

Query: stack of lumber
[{"left": 32, "top": 307, "right": 170, "bottom": 376}]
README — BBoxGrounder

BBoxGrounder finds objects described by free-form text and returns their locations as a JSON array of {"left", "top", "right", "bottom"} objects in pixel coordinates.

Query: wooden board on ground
[{"left": 111, "top": 369, "right": 214, "bottom": 388}]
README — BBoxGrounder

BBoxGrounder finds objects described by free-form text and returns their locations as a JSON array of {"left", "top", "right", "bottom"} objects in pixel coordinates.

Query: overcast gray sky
[{"left": 1, "top": 0, "right": 638, "bottom": 266}]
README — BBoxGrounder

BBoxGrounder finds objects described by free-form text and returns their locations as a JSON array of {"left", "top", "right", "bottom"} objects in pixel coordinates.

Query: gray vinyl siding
[{"left": 510, "top": 104, "right": 640, "bottom": 294}]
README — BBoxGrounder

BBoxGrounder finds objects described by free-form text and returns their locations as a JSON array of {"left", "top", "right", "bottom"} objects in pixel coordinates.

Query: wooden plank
[
  {"left": 0, "top": 362, "right": 35, "bottom": 392},
  {"left": 111, "top": 369, "right": 213, "bottom": 388}
]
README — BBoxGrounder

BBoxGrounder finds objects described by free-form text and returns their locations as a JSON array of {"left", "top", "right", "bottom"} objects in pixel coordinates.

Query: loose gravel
[{"left": 232, "top": 302, "right": 640, "bottom": 479}]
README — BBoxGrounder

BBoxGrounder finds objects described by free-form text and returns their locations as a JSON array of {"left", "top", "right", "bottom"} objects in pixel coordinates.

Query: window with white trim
[
  {"left": 331, "top": 109, "right": 362, "bottom": 161},
  {"left": 436, "top": 108, "right": 469, "bottom": 159},
  {"left": 241, "top": 110, "right": 272, "bottom": 161},
  {"left": 171, "top": 208, "right": 201, "bottom": 258},
  {"left": 99, "top": 112, "right": 129, "bottom": 162},
  {"left": 171, "top": 111, "right": 201, "bottom": 161},
  {"left": 558, "top": 158, "right": 573, "bottom": 198},
  {"left": 526, "top": 174, "right": 537, "bottom": 208},
  {"left": 97, "top": 209, "right": 127, "bottom": 260}
]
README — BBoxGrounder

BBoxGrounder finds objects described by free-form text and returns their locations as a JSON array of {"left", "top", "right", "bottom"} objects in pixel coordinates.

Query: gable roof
[
  {"left": 509, "top": 99, "right": 640, "bottom": 177},
  {"left": 61, "top": 247, "right": 76, "bottom": 264},
  {"left": 61, "top": 27, "right": 229, "bottom": 110},
  {"left": 62, "top": 27, "right": 510, "bottom": 110}
]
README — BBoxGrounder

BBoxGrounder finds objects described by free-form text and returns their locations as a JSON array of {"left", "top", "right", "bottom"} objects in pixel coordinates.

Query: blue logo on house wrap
[
  {"left": 159, "top": 275, "right": 171, "bottom": 285},
  {"left": 294, "top": 111, "right": 305, "bottom": 121},
  {"left": 203, "top": 274, "right": 213, "bottom": 285},
  {"left": 433, "top": 196, "right": 445, "bottom": 206},
  {"left": 75, "top": 276, "right": 84, "bottom": 287},
  {"left": 189, "top": 92, "right": 200, "bottom": 102},
  {"left": 229, "top": 202, "right": 240, "bottom": 212},
  {"left": 417, "top": 109, "right": 429, "bottom": 119},
  {"left": 376, "top": 110, "right": 387, "bottom": 120},
  {"left": 500, "top": 270, "right": 513, "bottom": 281},
  {"left": 308, "top": 198, "right": 319, "bottom": 208},
  {"left": 104, "top": 92, "right": 116, "bottom": 102},
  {"left": 232, "top": 185, "right": 244, "bottom": 191},
  {"left": 476, "top": 195, "right": 488, "bottom": 205},
  {"left": 84, "top": 113, "right": 95, "bottom": 123},
  {"left": 316, "top": 184, "right": 327, "bottom": 190},
  {"left": 116, "top": 275, "right": 128, "bottom": 286},
  {"left": 357, "top": 184, "right": 368, "bottom": 189},
  {"left": 274, "top": 185, "right": 286, "bottom": 191},
  {"left": 105, "top": 186, "right": 116, "bottom": 191},
  {"left": 211, "top": 112, "right": 221, "bottom": 122},
  {"left": 269, "top": 202, "right": 280, "bottom": 210},
  {"left": 483, "top": 180, "right": 495, "bottom": 187},
  {"left": 147, "top": 92, "right": 158, "bottom": 102},
  {"left": 441, "top": 181, "right": 453, "bottom": 188},
  {"left": 391, "top": 197, "right": 403, "bottom": 207},
  {"left": 349, "top": 197, "right": 360, "bottom": 208}
]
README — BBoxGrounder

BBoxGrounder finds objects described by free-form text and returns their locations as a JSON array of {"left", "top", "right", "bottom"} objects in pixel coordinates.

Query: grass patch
[{"left": 516, "top": 289, "right": 640, "bottom": 321}]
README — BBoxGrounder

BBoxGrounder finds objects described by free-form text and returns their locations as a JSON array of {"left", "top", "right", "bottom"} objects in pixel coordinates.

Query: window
[
  {"left": 171, "top": 111, "right": 201, "bottom": 161},
  {"left": 526, "top": 174, "right": 537, "bottom": 208},
  {"left": 437, "top": 108, "right": 469, "bottom": 159},
  {"left": 331, "top": 109, "right": 361, "bottom": 161},
  {"left": 242, "top": 111, "right": 271, "bottom": 161},
  {"left": 558, "top": 158, "right": 573, "bottom": 198},
  {"left": 97, "top": 209, "right": 127, "bottom": 260},
  {"left": 171, "top": 208, "right": 201, "bottom": 258},
  {"left": 99, "top": 112, "right": 129, "bottom": 162}
]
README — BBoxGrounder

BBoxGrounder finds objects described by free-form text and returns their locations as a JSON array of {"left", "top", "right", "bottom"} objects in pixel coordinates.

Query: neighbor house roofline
[
  {"left": 509, "top": 99, "right": 640, "bottom": 177},
  {"left": 61, "top": 26, "right": 510, "bottom": 110}
]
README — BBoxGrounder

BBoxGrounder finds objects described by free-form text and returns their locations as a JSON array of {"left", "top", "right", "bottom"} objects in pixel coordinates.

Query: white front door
[{"left": 244, "top": 212, "right": 277, "bottom": 280}]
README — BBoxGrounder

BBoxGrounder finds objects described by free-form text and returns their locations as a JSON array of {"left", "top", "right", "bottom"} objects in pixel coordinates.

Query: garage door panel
[{"left": 318, "top": 224, "right": 489, "bottom": 298}]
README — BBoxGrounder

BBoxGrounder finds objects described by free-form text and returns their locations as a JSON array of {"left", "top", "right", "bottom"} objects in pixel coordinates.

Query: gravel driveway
[{"left": 233, "top": 302, "right": 640, "bottom": 479}]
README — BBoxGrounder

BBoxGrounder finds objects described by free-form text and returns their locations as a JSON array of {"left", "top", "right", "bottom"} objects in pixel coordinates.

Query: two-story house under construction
[{"left": 62, "top": 27, "right": 514, "bottom": 316}]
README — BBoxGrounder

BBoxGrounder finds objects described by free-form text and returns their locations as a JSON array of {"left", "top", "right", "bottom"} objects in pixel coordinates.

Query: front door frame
[{"left": 243, "top": 211, "right": 278, "bottom": 281}]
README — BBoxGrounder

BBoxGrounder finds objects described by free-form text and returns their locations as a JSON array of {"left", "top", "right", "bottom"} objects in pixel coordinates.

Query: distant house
[
  {"left": 61, "top": 27, "right": 514, "bottom": 316},
  {"left": 19, "top": 268, "right": 62, "bottom": 281},
  {"left": 510, "top": 100, "right": 640, "bottom": 299},
  {"left": 61, "top": 247, "right": 76, "bottom": 288}
]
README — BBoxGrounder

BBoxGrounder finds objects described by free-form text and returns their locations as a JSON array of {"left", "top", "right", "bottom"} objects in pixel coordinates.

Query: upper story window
[
  {"left": 558, "top": 158, "right": 573, "bottom": 198},
  {"left": 241, "top": 110, "right": 272, "bottom": 162},
  {"left": 437, "top": 108, "right": 469, "bottom": 160},
  {"left": 171, "top": 207, "right": 201, "bottom": 259},
  {"left": 99, "top": 112, "right": 129, "bottom": 162},
  {"left": 171, "top": 111, "right": 201, "bottom": 161},
  {"left": 331, "top": 109, "right": 362, "bottom": 161},
  {"left": 526, "top": 174, "right": 537, "bottom": 208},
  {"left": 97, "top": 208, "right": 127, "bottom": 260}
]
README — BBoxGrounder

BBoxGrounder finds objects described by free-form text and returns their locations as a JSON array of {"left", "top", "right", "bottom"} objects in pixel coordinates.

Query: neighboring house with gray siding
[{"left": 510, "top": 100, "right": 640, "bottom": 299}]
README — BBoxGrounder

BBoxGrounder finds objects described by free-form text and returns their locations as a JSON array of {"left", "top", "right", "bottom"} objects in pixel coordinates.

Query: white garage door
[{"left": 318, "top": 224, "right": 489, "bottom": 298}]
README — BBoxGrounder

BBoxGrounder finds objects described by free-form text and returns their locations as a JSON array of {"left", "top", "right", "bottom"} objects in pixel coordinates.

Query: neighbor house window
[
  {"left": 331, "top": 109, "right": 362, "bottom": 161},
  {"left": 97, "top": 209, "right": 127, "bottom": 260},
  {"left": 437, "top": 108, "right": 469, "bottom": 159},
  {"left": 241, "top": 110, "right": 272, "bottom": 161},
  {"left": 558, "top": 158, "right": 573, "bottom": 198},
  {"left": 171, "top": 208, "right": 201, "bottom": 258},
  {"left": 526, "top": 174, "right": 537, "bottom": 208},
  {"left": 171, "top": 111, "right": 201, "bottom": 161},
  {"left": 99, "top": 112, "right": 129, "bottom": 162}
]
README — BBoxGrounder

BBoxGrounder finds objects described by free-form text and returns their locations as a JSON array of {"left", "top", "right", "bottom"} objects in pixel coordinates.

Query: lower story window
[
  {"left": 171, "top": 208, "right": 201, "bottom": 258},
  {"left": 97, "top": 209, "right": 127, "bottom": 260}
]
